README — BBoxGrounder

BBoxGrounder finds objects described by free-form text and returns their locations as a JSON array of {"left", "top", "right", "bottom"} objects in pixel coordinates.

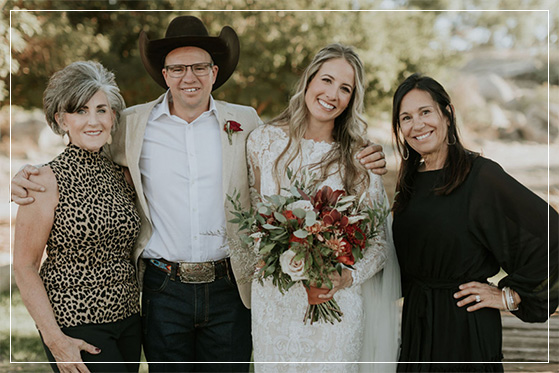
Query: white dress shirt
[{"left": 140, "top": 91, "right": 228, "bottom": 262}]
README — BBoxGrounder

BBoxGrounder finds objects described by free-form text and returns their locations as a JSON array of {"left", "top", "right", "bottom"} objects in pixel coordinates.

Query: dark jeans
[
  {"left": 142, "top": 263, "right": 252, "bottom": 373},
  {"left": 41, "top": 313, "right": 141, "bottom": 373}
]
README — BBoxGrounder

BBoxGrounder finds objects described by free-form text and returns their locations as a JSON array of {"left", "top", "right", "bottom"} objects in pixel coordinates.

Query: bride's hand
[{"left": 317, "top": 268, "right": 353, "bottom": 300}]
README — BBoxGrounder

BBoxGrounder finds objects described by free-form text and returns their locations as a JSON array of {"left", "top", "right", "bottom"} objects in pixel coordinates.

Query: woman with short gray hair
[
  {"left": 43, "top": 60, "right": 125, "bottom": 136},
  {"left": 14, "top": 61, "right": 141, "bottom": 373}
]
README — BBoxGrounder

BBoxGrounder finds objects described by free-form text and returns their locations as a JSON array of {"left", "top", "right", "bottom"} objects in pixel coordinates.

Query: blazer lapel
[{"left": 215, "top": 102, "right": 238, "bottom": 197}]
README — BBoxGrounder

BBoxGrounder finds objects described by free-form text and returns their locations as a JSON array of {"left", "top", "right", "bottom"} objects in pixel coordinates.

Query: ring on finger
[{"left": 475, "top": 295, "right": 481, "bottom": 303}]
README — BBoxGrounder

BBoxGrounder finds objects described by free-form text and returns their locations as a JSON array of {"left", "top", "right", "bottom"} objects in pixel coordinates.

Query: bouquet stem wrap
[{"left": 304, "top": 286, "right": 343, "bottom": 324}]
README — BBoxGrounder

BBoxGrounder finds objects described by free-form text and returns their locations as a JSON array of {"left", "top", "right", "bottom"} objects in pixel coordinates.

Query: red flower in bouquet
[
  {"left": 224, "top": 120, "right": 243, "bottom": 145},
  {"left": 324, "top": 236, "right": 347, "bottom": 255},
  {"left": 289, "top": 233, "right": 307, "bottom": 246},
  {"left": 325, "top": 237, "right": 355, "bottom": 265},
  {"left": 344, "top": 224, "right": 367, "bottom": 250},
  {"left": 310, "top": 185, "right": 345, "bottom": 212},
  {"left": 322, "top": 209, "right": 349, "bottom": 228},
  {"left": 337, "top": 243, "right": 356, "bottom": 266},
  {"left": 283, "top": 210, "right": 297, "bottom": 221}
]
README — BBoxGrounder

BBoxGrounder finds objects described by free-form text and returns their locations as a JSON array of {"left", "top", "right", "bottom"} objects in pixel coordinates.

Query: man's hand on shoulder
[
  {"left": 11, "top": 165, "right": 44, "bottom": 205},
  {"left": 357, "top": 142, "right": 387, "bottom": 175}
]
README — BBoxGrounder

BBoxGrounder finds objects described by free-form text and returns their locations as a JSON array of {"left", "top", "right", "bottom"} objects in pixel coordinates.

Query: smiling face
[
  {"left": 398, "top": 88, "right": 449, "bottom": 168},
  {"left": 304, "top": 58, "right": 355, "bottom": 128},
  {"left": 162, "top": 46, "right": 218, "bottom": 122},
  {"left": 56, "top": 90, "right": 113, "bottom": 152}
]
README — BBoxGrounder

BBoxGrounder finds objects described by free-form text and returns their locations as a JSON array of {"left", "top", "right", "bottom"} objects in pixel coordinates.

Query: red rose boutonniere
[{"left": 224, "top": 120, "right": 243, "bottom": 145}]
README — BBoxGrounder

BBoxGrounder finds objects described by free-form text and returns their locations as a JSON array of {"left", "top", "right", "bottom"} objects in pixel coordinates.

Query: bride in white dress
[{"left": 246, "top": 44, "right": 401, "bottom": 372}]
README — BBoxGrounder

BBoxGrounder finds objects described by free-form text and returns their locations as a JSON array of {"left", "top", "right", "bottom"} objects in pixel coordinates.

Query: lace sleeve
[
  {"left": 246, "top": 128, "right": 263, "bottom": 208},
  {"left": 350, "top": 172, "right": 389, "bottom": 286}
]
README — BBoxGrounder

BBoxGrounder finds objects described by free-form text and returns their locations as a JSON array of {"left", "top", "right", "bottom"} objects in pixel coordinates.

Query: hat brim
[{"left": 139, "top": 26, "right": 239, "bottom": 91}]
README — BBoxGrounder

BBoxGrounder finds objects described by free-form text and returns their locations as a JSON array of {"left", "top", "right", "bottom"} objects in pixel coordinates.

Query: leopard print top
[{"left": 39, "top": 144, "right": 141, "bottom": 328}]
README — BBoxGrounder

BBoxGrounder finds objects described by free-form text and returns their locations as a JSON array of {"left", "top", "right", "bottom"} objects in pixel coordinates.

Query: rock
[
  {"left": 488, "top": 102, "right": 510, "bottom": 129},
  {"left": 477, "top": 73, "right": 517, "bottom": 104}
]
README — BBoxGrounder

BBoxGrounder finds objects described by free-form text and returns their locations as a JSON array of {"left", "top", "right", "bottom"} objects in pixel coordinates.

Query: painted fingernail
[{"left": 95, "top": 348, "right": 101, "bottom": 352}]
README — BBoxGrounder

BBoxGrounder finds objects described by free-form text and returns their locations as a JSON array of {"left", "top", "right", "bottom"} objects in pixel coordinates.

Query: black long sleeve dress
[{"left": 393, "top": 155, "right": 558, "bottom": 372}]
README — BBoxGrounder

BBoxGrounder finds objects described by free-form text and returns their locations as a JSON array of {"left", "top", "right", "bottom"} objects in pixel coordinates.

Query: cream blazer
[{"left": 108, "top": 94, "right": 262, "bottom": 308}]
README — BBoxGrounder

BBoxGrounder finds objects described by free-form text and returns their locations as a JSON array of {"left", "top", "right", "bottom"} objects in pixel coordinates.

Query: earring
[
  {"left": 402, "top": 145, "right": 409, "bottom": 160},
  {"left": 106, "top": 133, "right": 113, "bottom": 145},
  {"left": 63, "top": 132, "right": 70, "bottom": 146},
  {"left": 447, "top": 132, "right": 456, "bottom": 146}
]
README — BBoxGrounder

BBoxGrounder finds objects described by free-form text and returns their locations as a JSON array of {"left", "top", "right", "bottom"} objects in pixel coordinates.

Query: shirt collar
[{"left": 151, "top": 90, "right": 218, "bottom": 122}]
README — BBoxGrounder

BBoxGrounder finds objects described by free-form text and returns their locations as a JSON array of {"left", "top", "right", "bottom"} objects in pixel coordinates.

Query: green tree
[
  {"left": 0, "top": 3, "right": 40, "bottom": 101},
  {"left": 6, "top": 3, "right": 458, "bottom": 119}
]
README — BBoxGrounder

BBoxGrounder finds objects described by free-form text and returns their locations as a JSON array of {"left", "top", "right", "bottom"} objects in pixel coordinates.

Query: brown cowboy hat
[{"left": 139, "top": 15, "right": 240, "bottom": 91}]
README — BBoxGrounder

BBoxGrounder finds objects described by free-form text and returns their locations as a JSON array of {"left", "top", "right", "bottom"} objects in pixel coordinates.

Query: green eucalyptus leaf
[
  {"left": 273, "top": 211, "right": 287, "bottom": 223},
  {"left": 263, "top": 223, "right": 282, "bottom": 230},
  {"left": 292, "top": 208, "right": 307, "bottom": 219},
  {"left": 305, "top": 211, "right": 317, "bottom": 227},
  {"left": 260, "top": 243, "right": 275, "bottom": 254},
  {"left": 293, "top": 229, "right": 308, "bottom": 239}
]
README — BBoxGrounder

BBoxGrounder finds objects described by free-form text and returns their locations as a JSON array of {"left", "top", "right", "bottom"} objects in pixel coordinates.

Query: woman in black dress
[{"left": 391, "top": 73, "right": 558, "bottom": 372}]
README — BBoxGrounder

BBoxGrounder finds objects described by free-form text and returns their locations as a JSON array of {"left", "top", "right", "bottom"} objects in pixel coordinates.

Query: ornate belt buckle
[{"left": 179, "top": 262, "right": 216, "bottom": 283}]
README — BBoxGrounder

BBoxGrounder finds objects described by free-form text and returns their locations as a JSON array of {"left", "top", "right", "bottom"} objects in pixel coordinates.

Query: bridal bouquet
[{"left": 228, "top": 170, "right": 388, "bottom": 324}]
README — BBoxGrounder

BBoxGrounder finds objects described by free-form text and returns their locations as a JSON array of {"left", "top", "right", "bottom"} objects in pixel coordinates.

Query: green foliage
[
  {"left": 0, "top": 290, "right": 48, "bottom": 365},
  {"left": 4, "top": 2, "right": 454, "bottom": 119}
]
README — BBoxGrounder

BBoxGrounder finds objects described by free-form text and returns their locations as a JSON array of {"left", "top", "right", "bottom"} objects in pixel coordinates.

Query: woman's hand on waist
[
  {"left": 454, "top": 281, "right": 521, "bottom": 312},
  {"left": 46, "top": 332, "right": 100, "bottom": 373}
]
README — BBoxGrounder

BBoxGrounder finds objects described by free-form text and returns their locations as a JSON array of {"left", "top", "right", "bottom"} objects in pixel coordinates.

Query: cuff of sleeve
[{"left": 350, "top": 269, "right": 359, "bottom": 286}]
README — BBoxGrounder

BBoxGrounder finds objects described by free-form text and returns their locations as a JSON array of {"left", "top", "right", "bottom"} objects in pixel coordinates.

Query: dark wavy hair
[{"left": 392, "top": 73, "right": 478, "bottom": 213}]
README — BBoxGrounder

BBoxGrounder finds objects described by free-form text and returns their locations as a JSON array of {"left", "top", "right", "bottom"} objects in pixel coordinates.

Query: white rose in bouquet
[
  {"left": 286, "top": 200, "right": 314, "bottom": 212},
  {"left": 279, "top": 249, "right": 308, "bottom": 281}
]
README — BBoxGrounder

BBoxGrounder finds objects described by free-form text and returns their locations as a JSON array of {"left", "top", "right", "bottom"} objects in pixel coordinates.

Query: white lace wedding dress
[{"left": 246, "top": 125, "right": 401, "bottom": 373}]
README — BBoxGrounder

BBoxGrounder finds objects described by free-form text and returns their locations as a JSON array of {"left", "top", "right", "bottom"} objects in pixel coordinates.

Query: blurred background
[{"left": 1, "top": 0, "right": 558, "bottom": 371}]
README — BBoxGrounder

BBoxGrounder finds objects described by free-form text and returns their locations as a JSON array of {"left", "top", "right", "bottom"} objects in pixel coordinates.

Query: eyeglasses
[{"left": 164, "top": 63, "right": 214, "bottom": 78}]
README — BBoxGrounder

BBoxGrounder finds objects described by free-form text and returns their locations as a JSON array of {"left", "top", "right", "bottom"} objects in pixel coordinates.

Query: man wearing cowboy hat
[
  {"left": 110, "top": 15, "right": 257, "bottom": 371},
  {"left": 11, "top": 14, "right": 387, "bottom": 372}
]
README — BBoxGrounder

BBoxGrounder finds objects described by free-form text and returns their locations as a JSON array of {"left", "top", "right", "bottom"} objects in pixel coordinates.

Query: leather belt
[{"left": 146, "top": 257, "right": 231, "bottom": 284}]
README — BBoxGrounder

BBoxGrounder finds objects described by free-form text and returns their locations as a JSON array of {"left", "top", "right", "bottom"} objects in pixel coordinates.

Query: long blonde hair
[{"left": 271, "top": 43, "right": 370, "bottom": 195}]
